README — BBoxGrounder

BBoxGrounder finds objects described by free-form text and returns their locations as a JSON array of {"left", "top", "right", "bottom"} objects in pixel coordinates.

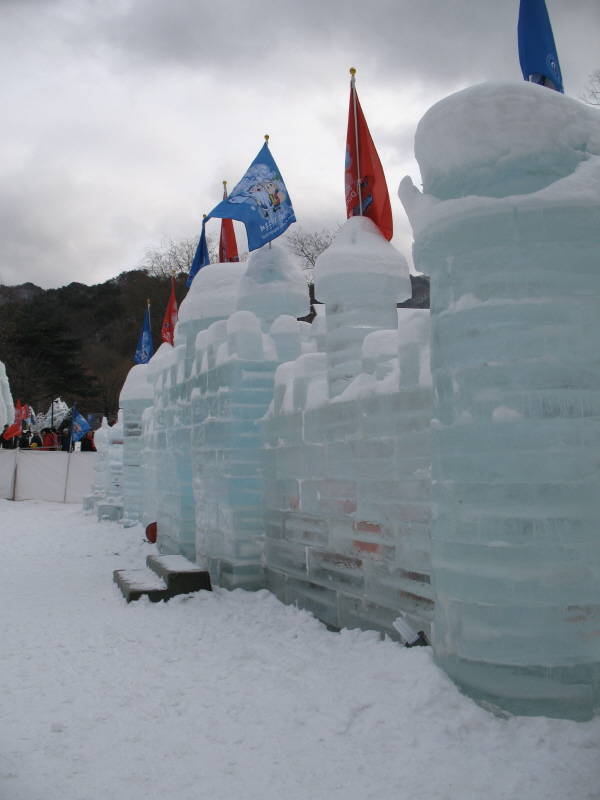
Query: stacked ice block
[
  {"left": 262, "top": 219, "right": 434, "bottom": 637},
  {"left": 190, "top": 246, "right": 310, "bottom": 589},
  {"left": 400, "top": 81, "right": 600, "bottom": 720},
  {"left": 150, "top": 341, "right": 196, "bottom": 560},
  {"left": 119, "top": 363, "right": 154, "bottom": 527}
]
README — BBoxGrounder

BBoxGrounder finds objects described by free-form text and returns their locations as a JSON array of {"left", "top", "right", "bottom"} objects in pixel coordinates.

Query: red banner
[
  {"left": 219, "top": 218, "right": 239, "bottom": 263},
  {"left": 345, "top": 81, "right": 393, "bottom": 241},
  {"left": 3, "top": 399, "right": 28, "bottom": 440},
  {"left": 161, "top": 278, "right": 178, "bottom": 346}
]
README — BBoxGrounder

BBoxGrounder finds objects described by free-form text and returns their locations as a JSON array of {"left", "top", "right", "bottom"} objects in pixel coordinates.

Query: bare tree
[
  {"left": 138, "top": 229, "right": 251, "bottom": 277},
  {"left": 283, "top": 226, "right": 340, "bottom": 283},
  {"left": 581, "top": 69, "right": 600, "bottom": 107},
  {"left": 139, "top": 234, "right": 221, "bottom": 277}
]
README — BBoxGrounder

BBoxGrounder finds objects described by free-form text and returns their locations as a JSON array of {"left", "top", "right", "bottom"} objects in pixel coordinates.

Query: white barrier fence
[{"left": 0, "top": 451, "right": 95, "bottom": 503}]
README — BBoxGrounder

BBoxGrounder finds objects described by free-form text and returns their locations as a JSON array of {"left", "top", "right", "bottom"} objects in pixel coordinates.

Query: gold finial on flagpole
[
  {"left": 264, "top": 134, "right": 270, "bottom": 147},
  {"left": 223, "top": 180, "right": 227, "bottom": 187},
  {"left": 350, "top": 67, "right": 356, "bottom": 76},
  {"left": 203, "top": 214, "right": 207, "bottom": 219},
  {"left": 147, "top": 298, "right": 151, "bottom": 306}
]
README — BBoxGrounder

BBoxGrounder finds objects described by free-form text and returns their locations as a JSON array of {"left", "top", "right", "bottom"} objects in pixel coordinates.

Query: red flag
[
  {"left": 345, "top": 73, "right": 393, "bottom": 241},
  {"left": 3, "top": 399, "right": 27, "bottom": 440},
  {"left": 161, "top": 277, "right": 178, "bottom": 346},
  {"left": 219, "top": 182, "right": 240, "bottom": 263}
]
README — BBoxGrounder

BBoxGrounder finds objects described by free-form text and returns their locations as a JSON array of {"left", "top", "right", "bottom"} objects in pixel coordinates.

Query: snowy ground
[{"left": 0, "top": 500, "right": 599, "bottom": 800}]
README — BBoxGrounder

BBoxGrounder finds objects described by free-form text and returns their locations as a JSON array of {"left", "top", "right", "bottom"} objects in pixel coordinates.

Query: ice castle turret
[
  {"left": 192, "top": 246, "right": 310, "bottom": 590},
  {"left": 119, "top": 363, "right": 154, "bottom": 527},
  {"left": 314, "top": 217, "right": 412, "bottom": 398},
  {"left": 400, "top": 81, "right": 600, "bottom": 720}
]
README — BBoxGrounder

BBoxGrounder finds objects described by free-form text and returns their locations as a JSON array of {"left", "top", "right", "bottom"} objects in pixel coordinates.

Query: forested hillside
[{"left": 0, "top": 271, "right": 187, "bottom": 417}]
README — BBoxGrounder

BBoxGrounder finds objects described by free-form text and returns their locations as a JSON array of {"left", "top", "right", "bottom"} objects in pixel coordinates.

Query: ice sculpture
[
  {"left": 313, "top": 216, "right": 412, "bottom": 397},
  {"left": 119, "top": 363, "right": 154, "bottom": 527},
  {"left": 35, "top": 398, "right": 69, "bottom": 432},
  {"left": 400, "top": 81, "right": 600, "bottom": 720},
  {"left": 84, "top": 415, "right": 125, "bottom": 521},
  {"left": 138, "top": 405, "right": 157, "bottom": 532},
  {"left": 262, "top": 221, "right": 432, "bottom": 636},
  {"left": 147, "top": 341, "right": 196, "bottom": 558},
  {"left": 191, "top": 246, "right": 310, "bottom": 590},
  {"left": 0, "top": 359, "right": 14, "bottom": 429}
]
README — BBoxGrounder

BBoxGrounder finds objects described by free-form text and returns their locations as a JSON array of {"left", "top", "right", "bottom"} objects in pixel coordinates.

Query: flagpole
[{"left": 350, "top": 67, "right": 363, "bottom": 216}]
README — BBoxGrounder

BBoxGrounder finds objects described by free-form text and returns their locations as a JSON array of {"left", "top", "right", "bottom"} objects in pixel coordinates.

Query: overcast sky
[{"left": 1, "top": 0, "right": 599, "bottom": 289}]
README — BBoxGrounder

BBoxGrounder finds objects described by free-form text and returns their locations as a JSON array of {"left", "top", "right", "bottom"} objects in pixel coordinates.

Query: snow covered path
[{"left": 0, "top": 501, "right": 599, "bottom": 800}]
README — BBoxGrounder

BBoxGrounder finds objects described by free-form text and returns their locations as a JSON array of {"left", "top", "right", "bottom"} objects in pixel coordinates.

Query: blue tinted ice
[{"left": 400, "top": 81, "right": 600, "bottom": 720}]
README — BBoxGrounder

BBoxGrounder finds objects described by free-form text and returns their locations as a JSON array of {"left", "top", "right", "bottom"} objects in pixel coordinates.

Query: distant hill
[
  {"left": 0, "top": 271, "right": 185, "bottom": 417},
  {"left": 0, "top": 282, "right": 45, "bottom": 307}
]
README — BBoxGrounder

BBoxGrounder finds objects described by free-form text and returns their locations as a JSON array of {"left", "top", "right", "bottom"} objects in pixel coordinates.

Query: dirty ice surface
[{"left": 0, "top": 500, "right": 598, "bottom": 800}]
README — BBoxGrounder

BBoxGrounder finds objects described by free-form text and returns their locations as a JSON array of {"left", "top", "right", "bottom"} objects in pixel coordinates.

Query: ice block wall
[
  {"left": 190, "top": 246, "right": 310, "bottom": 590},
  {"left": 262, "top": 221, "right": 433, "bottom": 637},
  {"left": 400, "top": 81, "right": 600, "bottom": 720},
  {"left": 148, "top": 341, "right": 196, "bottom": 559},
  {"left": 138, "top": 405, "right": 157, "bottom": 532},
  {"left": 119, "top": 363, "right": 154, "bottom": 527}
]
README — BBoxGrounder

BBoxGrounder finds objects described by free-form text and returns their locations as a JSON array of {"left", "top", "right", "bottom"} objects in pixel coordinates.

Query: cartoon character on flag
[{"left": 187, "top": 137, "right": 296, "bottom": 286}]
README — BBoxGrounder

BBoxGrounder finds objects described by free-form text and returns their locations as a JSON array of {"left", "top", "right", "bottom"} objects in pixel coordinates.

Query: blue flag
[
  {"left": 518, "top": 0, "right": 563, "bottom": 93},
  {"left": 187, "top": 143, "right": 296, "bottom": 287},
  {"left": 186, "top": 222, "right": 211, "bottom": 287},
  {"left": 71, "top": 403, "right": 91, "bottom": 444},
  {"left": 134, "top": 305, "right": 154, "bottom": 364}
]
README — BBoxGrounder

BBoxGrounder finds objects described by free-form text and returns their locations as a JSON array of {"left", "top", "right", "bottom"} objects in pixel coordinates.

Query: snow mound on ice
[
  {"left": 415, "top": 81, "right": 600, "bottom": 200},
  {"left": 178, "top": 262, "right": 247, "bottom": 323}
]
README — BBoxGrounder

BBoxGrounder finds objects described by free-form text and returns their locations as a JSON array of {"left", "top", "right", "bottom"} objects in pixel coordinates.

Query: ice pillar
[
  {"left": 401, "top": 82, "right": 600, "bottom": 720},
  {"left": 313, "top": 217, "right": 411, "bottom": 398},
  {"left": 119, "top": 363, "right": 154, "bottom": 527}
]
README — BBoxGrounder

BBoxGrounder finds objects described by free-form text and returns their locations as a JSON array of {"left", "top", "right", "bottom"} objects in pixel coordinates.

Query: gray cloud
[{"left": 0, "top": 0, "right": 599, "bottom": 288}]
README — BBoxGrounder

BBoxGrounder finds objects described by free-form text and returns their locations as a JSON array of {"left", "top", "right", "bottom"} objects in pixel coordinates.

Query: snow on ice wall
[{"left": 400, "top": 81, "right": 600, "bottom": 720}]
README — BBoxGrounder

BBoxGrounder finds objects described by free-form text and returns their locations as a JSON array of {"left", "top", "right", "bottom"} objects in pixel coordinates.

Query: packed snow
[{"left": 1, "top": 500, "right": 599, "bottom": 800}]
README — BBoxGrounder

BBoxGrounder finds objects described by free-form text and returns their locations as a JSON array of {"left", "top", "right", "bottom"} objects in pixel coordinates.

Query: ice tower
[
  {"left": 400, "top": 82, "right": 600, "bottom": 720},
  {"left": 314, "top": 217, "right": 411, "bottom": 397},
  {"left": 191, "top": 246, "right": 310, "bottom": 589},
  {"left": 120, "top": 363, "right": 154, "bottom": 527},
  {"left": 262, "top": 222, "right": 434, "bottom": 637}
]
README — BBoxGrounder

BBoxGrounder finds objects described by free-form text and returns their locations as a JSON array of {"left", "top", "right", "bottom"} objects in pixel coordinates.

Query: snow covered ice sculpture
[
  {"left": 262, "top": 220, "right": 434, "bottom": 637},
  {"left": 0, "top": 359, "right": 14, "bottom": 430},
  {"left": 400, "top": 81, "right": 600, "bottom": 720},
  {"left": 82, "top": 416, "right": 110, "bottom": 510},
  {"left": 313, "top": 217, "right": 412, "bottom": 398},
  {"left": 119, "top": 363, "right": 154, "bottom": 527},
  {"left": 190, "top": 245, "right": 310, "bottom": 590}
]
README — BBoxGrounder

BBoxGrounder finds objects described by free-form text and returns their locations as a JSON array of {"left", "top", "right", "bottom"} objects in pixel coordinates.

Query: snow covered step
[
  {"left": 146, "top": 554, "right": 212, "bottom": 594},
  {"left": 113, "top": 569, "right": 170, "bottom": 603},
  {"left": 113, "top": 556, "right": 212, "bottom": 603}
]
